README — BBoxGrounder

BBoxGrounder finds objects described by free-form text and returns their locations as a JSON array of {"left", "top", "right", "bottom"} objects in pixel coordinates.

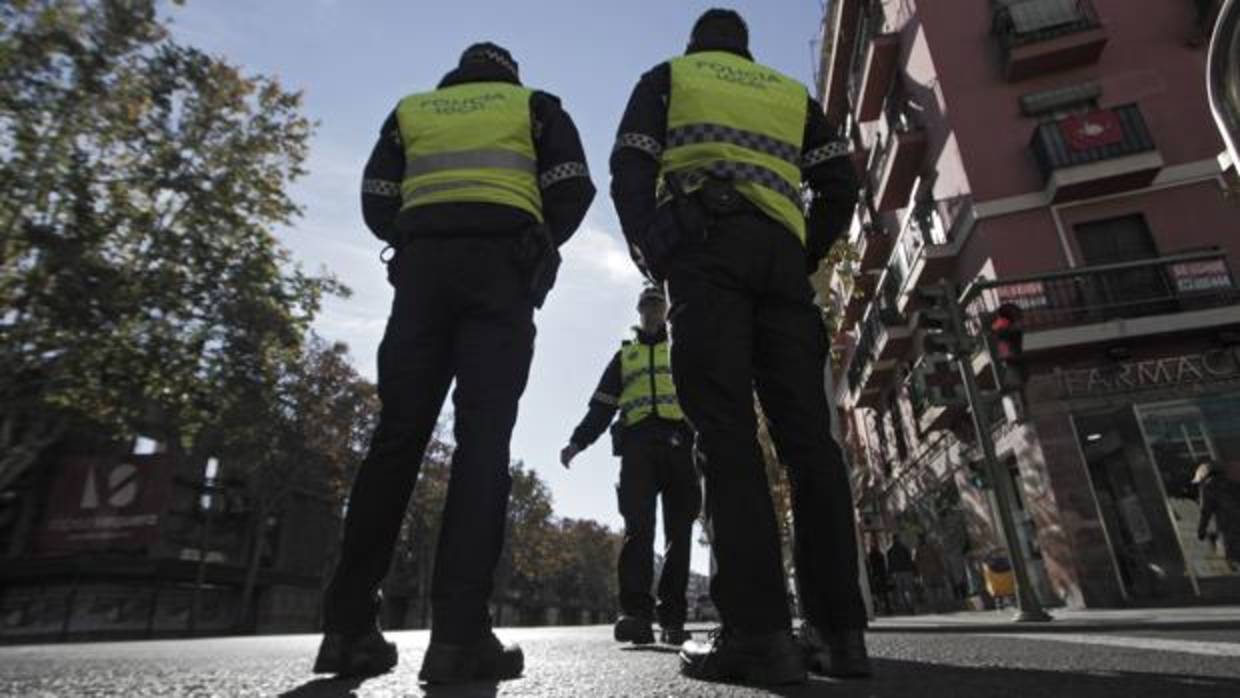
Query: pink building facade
[{"left": 820, "top": 0, "right": 1240, "bottom": 608}]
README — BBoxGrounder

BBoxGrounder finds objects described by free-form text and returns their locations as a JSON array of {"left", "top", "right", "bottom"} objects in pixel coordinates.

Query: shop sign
[
  {"left": 1168, "top": 259, "right": 1233, "bottom": 293},
  {"left": 1058, "top": 348, "right": 1240, "bottom": 397},
  {"left": 36, "top": 454, "right": 173, "bottom": 552}
]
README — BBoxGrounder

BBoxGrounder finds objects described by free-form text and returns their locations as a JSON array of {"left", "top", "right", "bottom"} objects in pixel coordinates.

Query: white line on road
[{"left": 986, "top": 633, "right": 1240, "bottom": 658}]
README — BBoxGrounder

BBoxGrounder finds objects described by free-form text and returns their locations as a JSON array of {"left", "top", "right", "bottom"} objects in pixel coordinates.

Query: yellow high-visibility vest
[
  {"left": 395, "top": 82, "right": 543, "bottom": 220},
  {"left": 661, "top": 51, "right": 808, "bottom": 242},
  {"left": 618, "top": 337, "right": 684, "bottom": 426}
]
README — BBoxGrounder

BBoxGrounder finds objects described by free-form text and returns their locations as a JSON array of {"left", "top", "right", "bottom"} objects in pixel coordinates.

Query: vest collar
[
  {"left": 631, "top": 326, "right": 668, "bottom": 345},
  {"left": 684, "top": 43, "right": 753, "bottom": 61},
  {"left": 438, "top": 62, "right": 523, "bottom": 89}
]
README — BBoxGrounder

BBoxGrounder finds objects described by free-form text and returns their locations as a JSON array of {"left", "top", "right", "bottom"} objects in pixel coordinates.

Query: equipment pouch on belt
[
  {"left": 639, "top": 173, "right": 707, "bottom": 282},
  {"left": 698, "top": 175, "right": 746, "bottom": 216},
  {"left": 517, "top": 223, "right": 561, "bottom": 309}
]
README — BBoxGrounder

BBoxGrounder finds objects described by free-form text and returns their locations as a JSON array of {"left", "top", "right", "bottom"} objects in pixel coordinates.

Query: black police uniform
[
  {"left": 568, "top": 326, "right": 700, "bottom": 629},
  {"left": 323, "top": 54, "right": 595, "bottom": 647},
  {"left": 610, "top": 40, "right": 865, "bottom": 637}
]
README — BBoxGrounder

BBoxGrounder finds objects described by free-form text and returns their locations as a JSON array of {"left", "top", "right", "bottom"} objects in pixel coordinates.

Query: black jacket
[
  {"left": 569, "top": 326, "right": 683, "bottom": 449},
  {"left": 610, "top": 43, "right": 858, "bottom": 270},
  {"left": 361, "top": 62, "right": 595, "bottom": 246}
]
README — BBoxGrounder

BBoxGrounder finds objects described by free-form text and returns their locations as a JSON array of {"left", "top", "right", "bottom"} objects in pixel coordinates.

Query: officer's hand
[{"left": 560, "top": 443, "right": 582, "bottom": 469}]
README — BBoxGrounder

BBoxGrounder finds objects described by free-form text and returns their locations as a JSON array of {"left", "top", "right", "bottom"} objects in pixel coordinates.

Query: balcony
[
  {"left": 821, "top": 0, "right": 866, "bottom": 124},
  {"left": 847, "top": 0, "right": 900, "bottom": 123},
  {"left": 879, "top": 195, "right": 975, "bottom": 311},
  {"left": 1031, "top": 103, "right": 1163, "bottom": 203},
  {"left": 993, "top": 0, "right": 1108, "bottom": 81},
  {"left": 963, "top": 250, "right": 1240, "bottom": 352},
  {"left": 858, "top": 222, "right": 892, "bottom": 273},
  {"left": 846, "top": 279, "right": 915, "bottom": 405},
  {"left": 871, "top": 99, "right": 928, "bottom": 212}
]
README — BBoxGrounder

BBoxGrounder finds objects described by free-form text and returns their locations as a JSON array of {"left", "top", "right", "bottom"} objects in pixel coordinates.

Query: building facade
[
  {"left": 819, "top": 0, "right": 1240, "bottom": 609},
  {"left": 0, "top": 438, "right": 338, "bottom": 642}
]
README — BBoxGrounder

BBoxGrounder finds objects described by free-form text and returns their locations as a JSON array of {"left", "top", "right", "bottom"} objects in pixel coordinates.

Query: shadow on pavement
[
  {"left": 278, "top": 676, "right": 499, "bottom": 698},
  {"left": 758, "top": 659, "right": 1240, "bottom": 698},
  {"left": 277, "top": 676, "right": 364, "bottom": 697},
  {"left": 422, "top": 681, "right": 499, "bottom": 698},
  {"left": 620, "top": 645, "right": 681, "bottom": 655}
]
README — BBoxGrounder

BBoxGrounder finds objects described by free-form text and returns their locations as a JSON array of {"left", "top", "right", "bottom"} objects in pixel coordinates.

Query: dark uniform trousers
[
  {"left": 324, "top": 236, "right": 535, "bottom": 644},
  {"left": 665, "top": 212, "right": 866, "bottom": 634},
  {"left": 616, "top": 419, "right": 701, "bottom": 626}
]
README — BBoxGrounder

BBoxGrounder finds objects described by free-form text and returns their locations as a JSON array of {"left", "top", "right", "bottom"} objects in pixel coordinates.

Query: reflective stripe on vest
[
  {"left": 661, "top": 51, "right": 808, "bottom": 242},
  {"left": 618, "top": 339, "right": 684, "bottom": 426},
  {"left": 395, "top": 82, "right": 543, "bottom": 221}
]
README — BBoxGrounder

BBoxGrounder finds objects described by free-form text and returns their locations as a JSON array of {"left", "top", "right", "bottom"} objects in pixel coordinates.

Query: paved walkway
[{"left": 870, "top": 605, "right": 1240, "bottom": 633}]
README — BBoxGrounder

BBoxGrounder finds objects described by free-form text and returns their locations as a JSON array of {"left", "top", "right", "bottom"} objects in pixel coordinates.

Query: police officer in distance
[
  {"left": 560, "top": 285, "right": 700, "bottom": 647},
  {"left": 313, "top": 42, "right": 594, "bottom": 684},
  {"left": 610, "top": 9, "right": 867, "bottom": 686}
]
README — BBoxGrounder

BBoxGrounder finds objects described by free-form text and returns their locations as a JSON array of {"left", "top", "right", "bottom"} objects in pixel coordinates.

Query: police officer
[
  {"left": 610, "top": 9, "right": 867, "bottom": 685},
  {"left": 560, "top": 285, "right": 700, "bottom": 647},
  {"left": 313, "top": 43, "right": 594, "bottom": 683}
]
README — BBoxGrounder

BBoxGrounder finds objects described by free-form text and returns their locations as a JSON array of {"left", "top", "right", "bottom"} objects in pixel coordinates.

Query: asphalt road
[{"left": 2, "top": 624, "right": 1239, "bottom": 697}]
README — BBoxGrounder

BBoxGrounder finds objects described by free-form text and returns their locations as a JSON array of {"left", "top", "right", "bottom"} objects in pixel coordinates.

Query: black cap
[
  {"left": 459, "top": 42, "right": 519, "bottom": 80},
  {"left": 688, "top": 8, "right": 750, "bottom": 55}
]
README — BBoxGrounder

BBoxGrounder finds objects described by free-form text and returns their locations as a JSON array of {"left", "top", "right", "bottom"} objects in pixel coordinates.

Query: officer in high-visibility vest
[
  {"left": 314, "top": 42, "right": 594, "bottom": 684},
  {"left": 611, "top": 10, "right": 867, "bottom": 685},
  {"left": 560, "top": 285, "right": 700, "bottom": 647}
]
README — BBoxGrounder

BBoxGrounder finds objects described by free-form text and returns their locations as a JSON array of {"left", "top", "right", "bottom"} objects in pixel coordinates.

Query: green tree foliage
[
  {"left": 0, "top": 0, "right": 342, "bottom": 491},
  {"left": 385, "top": 440, "right": 622, "bottom": 627}
]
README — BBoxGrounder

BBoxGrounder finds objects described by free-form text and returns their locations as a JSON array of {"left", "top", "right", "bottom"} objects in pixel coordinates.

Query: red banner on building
[
  {"left": 1059, "top": 110, "right": 1124, "bottom": 152},
  {"left": 36, "top": 454, "right": 174, "bottom": 553}
]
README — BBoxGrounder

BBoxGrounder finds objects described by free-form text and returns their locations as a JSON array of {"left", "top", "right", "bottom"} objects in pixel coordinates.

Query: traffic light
[
  {"left": 988, "top": 303, "right": 1025, "bottom": 392},
  {"left": 911, "top": 353, "right": 966, "bottom": 408},
  {"left": 914, "top": 282, "right": 974, "bottom": 357}
]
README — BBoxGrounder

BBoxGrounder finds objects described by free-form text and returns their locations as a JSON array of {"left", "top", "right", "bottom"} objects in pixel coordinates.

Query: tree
[
  {"left": 221, "top": 334, "right": 376, "bottom": 629},
  {"left": 0, "top": 0, "right": 341, "bottom": 492}
]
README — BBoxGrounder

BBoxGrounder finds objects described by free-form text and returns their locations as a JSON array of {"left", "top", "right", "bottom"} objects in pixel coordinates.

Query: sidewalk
[{"left": 869, "top": 605, "right": 1240, "bottom": 634}]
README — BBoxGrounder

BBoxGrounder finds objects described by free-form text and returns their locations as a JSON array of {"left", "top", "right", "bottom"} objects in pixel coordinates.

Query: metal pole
[
  {"left": 945, "top": 281, "right": 1051, "bottom": 623},
  {"left": 189, "top": 478, "right": 215, "bottom": 635}
]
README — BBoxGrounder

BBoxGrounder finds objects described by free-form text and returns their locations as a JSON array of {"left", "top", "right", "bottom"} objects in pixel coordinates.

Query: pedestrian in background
[
  {"left": 914, "top": 534, "right": 949, "bottom": 613},
  {"left": 886, "top": 535, "right": 917, "bottom": 615}
]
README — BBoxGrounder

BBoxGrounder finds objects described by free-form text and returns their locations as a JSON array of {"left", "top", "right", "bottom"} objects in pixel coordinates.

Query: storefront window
[{"left": 1137, "top": 394, "right": 1240, "bottom": 581}]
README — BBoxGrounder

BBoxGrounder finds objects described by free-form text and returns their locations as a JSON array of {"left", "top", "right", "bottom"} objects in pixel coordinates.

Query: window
[
  {"left": 1021, "top": 81, "right": 1101, "bottom": 118},
  {"left": 1075, "top": 214, "right": 1159, "bottom": 265}
]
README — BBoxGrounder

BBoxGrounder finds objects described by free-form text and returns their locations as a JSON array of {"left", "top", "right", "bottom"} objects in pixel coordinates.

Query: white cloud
[{"left": 559, "top": 223, "right": 645, "bottom": 288}]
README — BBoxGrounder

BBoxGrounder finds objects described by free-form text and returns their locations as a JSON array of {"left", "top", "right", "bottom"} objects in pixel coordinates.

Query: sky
[{"left": 164, "top": 0, "right": 827, "bottom": 574}]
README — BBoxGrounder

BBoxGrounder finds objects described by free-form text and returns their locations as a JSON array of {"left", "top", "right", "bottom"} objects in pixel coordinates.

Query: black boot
[
  {"left": 614, "top": 615, "right": 655, "bottom": 644},
  {"left": 312, "top": 629, "right": 398, "bottom": 677},
  {"left": 800, "top": 624, "right": 871, "bottom": 678},
  {"left": 679, "top": 627, "right": 807, "bottom": 685},
  {"left": 417, "top": 632, "right": 524, "bottom": 685},
  {"left": 660, "top": 625, "right": 692, "bottom": 645}
]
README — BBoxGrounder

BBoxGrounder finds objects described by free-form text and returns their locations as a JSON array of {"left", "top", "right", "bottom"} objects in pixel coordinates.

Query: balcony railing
[
  {"left": 1031, "top": 104, "right": 1157, "bottom": 181},
  {"left": 963, "top": 250, "right": 1240, "bottom": 334},
  {"left": 992, "top": 0, "right": 1107, "bottom": 79},
  {"left": 993, "top": 0, "right": 1101, "bottom": 50},
  {"left": 848, "top": 307, "right": 883, "bottom": 394}
]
